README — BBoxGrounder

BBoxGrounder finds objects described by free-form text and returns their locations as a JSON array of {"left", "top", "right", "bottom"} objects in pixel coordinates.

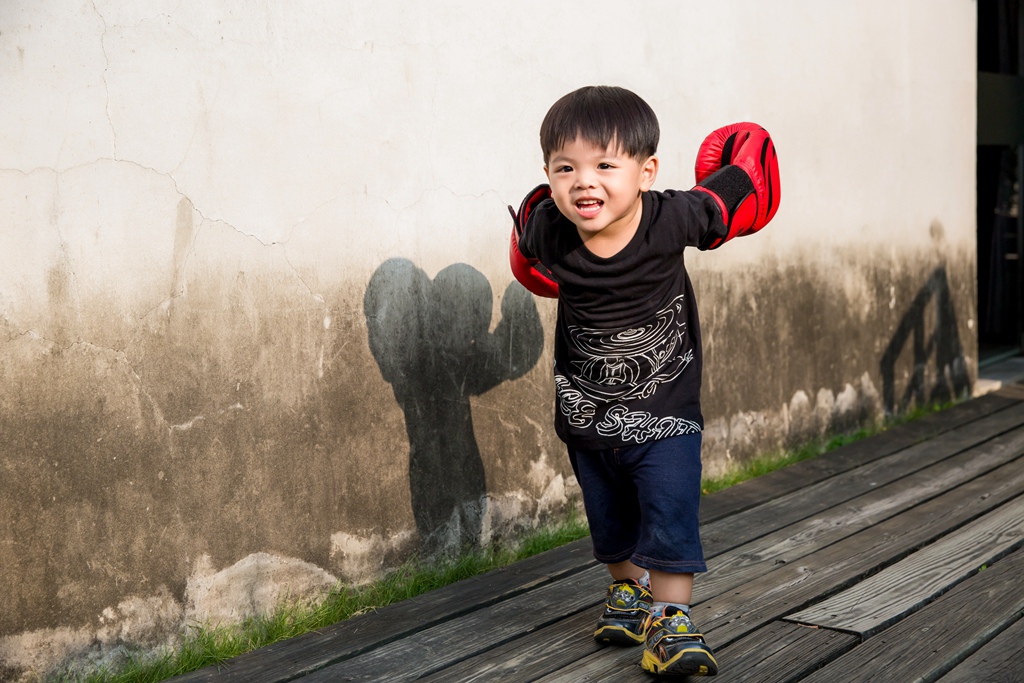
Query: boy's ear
[
  {"left": 640, "top": 155, "right": 659, "bottom": 191},
  {"left": 543, "top": 165, "right": 550, "bottom": 182}
]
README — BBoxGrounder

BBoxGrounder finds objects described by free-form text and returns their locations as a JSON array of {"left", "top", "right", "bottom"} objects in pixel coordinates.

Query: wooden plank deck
[{"left": 171, "top": 386, "right": 1024, "bottom": 682}]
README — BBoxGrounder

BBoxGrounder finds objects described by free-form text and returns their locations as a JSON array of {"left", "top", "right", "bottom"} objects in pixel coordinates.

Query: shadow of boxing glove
[
  {"left": 508, "top": 184, "right": 559, "bottom": 298},
  {"left": 692, "top": 123, "right": 780, "bottom": 249}
]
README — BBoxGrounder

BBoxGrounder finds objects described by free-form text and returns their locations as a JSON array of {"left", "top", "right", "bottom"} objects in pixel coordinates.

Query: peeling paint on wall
[
  {"left": 329, "top": 530, "right": 418, "bottom": 584},
  {"left": 185, "top": 553, "right": 338, "bottom": 627},
  {"left": 0, "top": 552, "right": 336, "bottom": 681}
]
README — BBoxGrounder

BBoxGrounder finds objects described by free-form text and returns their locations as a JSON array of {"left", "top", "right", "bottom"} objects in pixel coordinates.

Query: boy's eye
[
  {"left": 598, "top": 163, "right": 613, "bottom": 170},
  {"left": 556, "top": 165, "right": 573, "bottom": 173}
]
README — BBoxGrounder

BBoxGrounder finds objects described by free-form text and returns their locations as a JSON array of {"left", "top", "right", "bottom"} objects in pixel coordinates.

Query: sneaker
[
  {"left": 641, "top": 606, "right": 718, "bottom": 677},
  {"left": 593, "top": 579, "right": 653, "bottom": 646}
]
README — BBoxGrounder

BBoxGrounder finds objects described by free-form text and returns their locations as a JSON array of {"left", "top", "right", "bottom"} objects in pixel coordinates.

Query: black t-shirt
[{"left": 519, "top": 189, "right": 727, "bottom": 450}]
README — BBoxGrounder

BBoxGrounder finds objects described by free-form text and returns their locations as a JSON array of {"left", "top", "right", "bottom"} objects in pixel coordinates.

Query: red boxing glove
[
  {"left": 692, "top": 122, "right": 780, "bottom": 249},
  {"left": 508, "top": 184, "right": 559, "bottom": 298}
]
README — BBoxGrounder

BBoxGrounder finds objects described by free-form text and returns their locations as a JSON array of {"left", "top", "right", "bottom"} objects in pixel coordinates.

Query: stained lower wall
[{"left": 0, "top": 242, "right": 975, "bottom": 668}]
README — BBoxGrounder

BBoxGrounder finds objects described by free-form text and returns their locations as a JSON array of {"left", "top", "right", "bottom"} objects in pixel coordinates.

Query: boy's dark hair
[{"left": 540, "top": 86, "right": 659, "bottom": 163}]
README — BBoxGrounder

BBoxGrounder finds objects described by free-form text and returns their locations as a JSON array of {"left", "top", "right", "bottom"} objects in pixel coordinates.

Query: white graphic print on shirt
[
  {"left": 554, "top": 294, "right": 697, "bottom": 440},
  {"left": 595, "top": 404, "right": 701, "bottom": 442}
]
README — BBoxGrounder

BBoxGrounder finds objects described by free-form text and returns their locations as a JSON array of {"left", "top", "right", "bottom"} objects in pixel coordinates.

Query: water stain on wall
[
  {"left": 170, "top": 197, "right": 196, "bottom": 300},
  {"left": 45, "top": 252, "right": 77, "bottom": 348}
]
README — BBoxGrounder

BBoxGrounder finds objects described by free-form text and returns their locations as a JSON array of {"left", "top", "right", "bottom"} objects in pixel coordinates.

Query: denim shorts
[{"left": 567, "top": 432, "right": 706, "bottom": 573}]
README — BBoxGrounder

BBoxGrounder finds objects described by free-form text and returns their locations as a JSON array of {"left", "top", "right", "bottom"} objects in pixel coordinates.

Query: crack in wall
[
  {"left": 0, "top": 328, "right": 45, "bottom": 346},
  {"left": 88, "top": 0, "right": 119, "bottom": 160},
  {"left": 5, "top": 156, "right": 330, "bottom": 309},
  {"left": 1, "top": 332, "right": 171, "bottom": 429}
]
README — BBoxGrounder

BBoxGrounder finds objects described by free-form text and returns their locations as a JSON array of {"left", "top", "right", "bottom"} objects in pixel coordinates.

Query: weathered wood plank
[
  {"left": 786, "top": 494, "right": 1024, "bottom": 635},
  {"left": 530, "top": 643, "right": 641, "bottom": 683},
  {"left": 529, "top": 622, "right": 858, "bottom": 683},
  {"left": 699, "top": 393, "right": 1019, "bottom": 524},
  {"left": 299, "top": 568, "right": 609, "bottom": 682},
  {"left": 416, "top": 608, "right": 601, "bottom": 683},
  {"left": 799, "top": 547, "right": 1024, "bottom": 683},
  {"left": 996, "top": 383, "right": 1024, "bottom": 400},
  {"left": 606, "top": 621, "right": 859, "bottom": 683},
  {"left": 935, "top": 617, "right": 1024, "bottom": 683},
  {"left": 697, "top": 425, "right": 1024, "bottom": 599},
  {"left": 696, "top": 455, "right": 1024, "bottom": 647},
  {"left": 509, "top": 457, "right": 1024, "bottom": 683},
  {"left": 168, "top": 538, "right": 596, "bottom": 682},
  {"left": 700, "top": 402, "right": 1024, "bottom": 558},
  {"left": 710, "top": 622, "right": 857, "bottom": 683}
]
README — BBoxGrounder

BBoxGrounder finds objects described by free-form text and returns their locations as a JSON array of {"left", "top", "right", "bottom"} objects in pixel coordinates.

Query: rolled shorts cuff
[
  {"left": 632, "top": 553, "right": 707, "bottom": 574},
  {"left": 593, "top": 545, "right": 638, "bottom": 565}
]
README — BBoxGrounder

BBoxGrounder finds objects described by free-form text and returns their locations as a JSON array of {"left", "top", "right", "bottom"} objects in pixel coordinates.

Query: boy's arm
[
  {"left": 508, "top": 184, "right": 559, "bottom": 298},
  {"left": 691, "top": 123, "right": 781, "bottom": 249}
]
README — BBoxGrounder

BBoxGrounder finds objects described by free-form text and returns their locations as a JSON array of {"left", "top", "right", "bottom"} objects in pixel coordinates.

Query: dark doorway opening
[{"left": 977, "top": 0, "right": 1024, "bottom": 364}]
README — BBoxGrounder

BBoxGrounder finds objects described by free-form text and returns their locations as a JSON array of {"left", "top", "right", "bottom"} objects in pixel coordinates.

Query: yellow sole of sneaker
[
  {"left": 594, "top": 624, "right": 646, "bottom": 645},
  {"left": 641, "top": 647, "right": 719, "bottom": 676}
]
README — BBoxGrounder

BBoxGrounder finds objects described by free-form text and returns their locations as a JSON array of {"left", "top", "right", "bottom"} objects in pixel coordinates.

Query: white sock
[
  {"left": 652, "top": 601, "right": 690, "bottom": 616},
  {"left": 638, "top": 570, "right": 651, "bottom": 588}
]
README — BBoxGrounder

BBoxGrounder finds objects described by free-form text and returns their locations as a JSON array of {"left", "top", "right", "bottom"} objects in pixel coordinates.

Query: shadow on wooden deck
[{"left": 171, "top": 383, "right": 1024, "bottom": 682}]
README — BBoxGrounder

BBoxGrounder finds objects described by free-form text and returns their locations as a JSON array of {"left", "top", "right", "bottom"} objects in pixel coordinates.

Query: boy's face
[{"left": 544, "top": 137, "right": 658, "bottom": 242}]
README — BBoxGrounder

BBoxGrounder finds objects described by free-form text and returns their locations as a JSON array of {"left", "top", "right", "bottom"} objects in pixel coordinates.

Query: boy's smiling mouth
[{"left": 576, "top": 198, "right": 604, "bottom": 218}]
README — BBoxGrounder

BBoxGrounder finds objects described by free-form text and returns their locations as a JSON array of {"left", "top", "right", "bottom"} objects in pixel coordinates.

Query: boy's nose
[{"left": 572, "top": 172, "right": 596, "bottom": 189}]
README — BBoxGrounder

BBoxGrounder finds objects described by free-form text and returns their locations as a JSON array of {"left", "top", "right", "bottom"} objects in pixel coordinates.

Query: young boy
[{"left": 509, "top": 86, "right": 780, "bottom": 677}]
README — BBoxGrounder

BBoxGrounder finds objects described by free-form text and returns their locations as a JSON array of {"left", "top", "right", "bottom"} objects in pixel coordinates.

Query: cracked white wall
[{"left": 0, "top": 0, "right": 979, "bottom": 679}]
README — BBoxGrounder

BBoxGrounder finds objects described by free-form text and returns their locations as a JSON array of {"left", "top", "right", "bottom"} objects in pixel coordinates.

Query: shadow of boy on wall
[
  {"left": 880, "top": 266, "right": 970, "bottom": 415},
  {"left": 364, "top": 259, "right": 544, "bottom": 554}
]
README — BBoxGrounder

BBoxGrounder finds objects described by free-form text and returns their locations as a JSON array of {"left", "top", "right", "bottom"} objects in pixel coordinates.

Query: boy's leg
[
  {"left": 630, "top": 433, "right": 717, "bottom": 676},
  {"left": 648, "top": 570, "right": 693, "bottom": 605},
  {"left": 608, "top": 559, "right": 648, "bottom": 582},
  {"left": 567, "top": 445, "right": 654, "bottom": 646}
]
